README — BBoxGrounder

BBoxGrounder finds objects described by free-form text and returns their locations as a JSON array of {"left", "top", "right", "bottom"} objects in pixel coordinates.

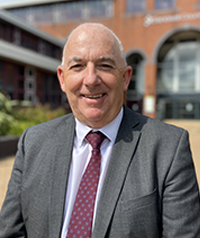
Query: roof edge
[
  {"left": 0, "top": 0, "right": 69, "bottom": 9},
  {"left": 0, "top": 39, "right": 61, "bottom": 72}
]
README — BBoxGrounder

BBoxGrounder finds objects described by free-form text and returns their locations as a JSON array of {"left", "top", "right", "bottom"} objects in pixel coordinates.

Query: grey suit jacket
[{"left": 0, "top": 106, "right": 200, "bottom": 238}]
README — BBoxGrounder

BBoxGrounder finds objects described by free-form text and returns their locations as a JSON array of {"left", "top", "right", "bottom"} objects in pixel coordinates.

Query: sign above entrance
[{"left": 144, "top": 12, "right": 200, "bottom": 27}]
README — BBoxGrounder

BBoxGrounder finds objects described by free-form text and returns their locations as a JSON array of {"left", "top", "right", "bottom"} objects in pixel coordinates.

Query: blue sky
[
  {"left": 1, "top": 0, "right": 20, "bottom": 2},
  {"left": 0, "top": 0, "right": 20, "bottom": 2},
  {"left": 0, "top": 0, "right": 32, "bottom": 3},
  {"left": 0, "top": 0, "right": 38, "bottom": 6}
]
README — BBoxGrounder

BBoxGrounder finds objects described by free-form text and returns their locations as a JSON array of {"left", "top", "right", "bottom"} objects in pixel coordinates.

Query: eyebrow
[
  {"left": 67, "top": 56, "right": 117, "bottom": 66},
  {"left": 96, "top": 56, "right": 116, "bottom": 66},
  {"left": 67, "top": 56, "right": 83, "bottom": 65}
]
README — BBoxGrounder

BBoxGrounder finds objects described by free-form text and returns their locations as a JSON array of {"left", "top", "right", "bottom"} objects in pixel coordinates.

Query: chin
[
  {"left": 86, "top": 114, "right": 104, "bottom": 123},
  {"left": 84, "top": 108, "right": 105, "bottom": 118},
  {"left": 83, "top": 112, "right": 106, "bottom": 127}
]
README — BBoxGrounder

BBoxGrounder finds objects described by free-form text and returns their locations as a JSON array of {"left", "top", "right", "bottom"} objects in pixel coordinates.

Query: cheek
[
  {"left": 64, "top": 74, "right": 82, "bottom": 93},
  {"left": 111, "top": 78, "right": 125, "bottom": 96}
]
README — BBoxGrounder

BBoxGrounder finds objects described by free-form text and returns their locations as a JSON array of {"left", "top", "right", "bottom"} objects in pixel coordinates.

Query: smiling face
[{"left": 57, "top": 23, "right": 132, "bottom": 128}]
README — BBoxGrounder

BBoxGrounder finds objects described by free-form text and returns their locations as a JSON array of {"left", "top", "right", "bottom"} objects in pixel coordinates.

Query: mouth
[{"left": 82, "top": 93, "right": 106, "bottom": 99}]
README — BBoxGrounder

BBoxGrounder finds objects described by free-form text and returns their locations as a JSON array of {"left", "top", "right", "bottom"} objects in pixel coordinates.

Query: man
[{"left": 0, "top": 23, "right": 200, "bottom": 238}]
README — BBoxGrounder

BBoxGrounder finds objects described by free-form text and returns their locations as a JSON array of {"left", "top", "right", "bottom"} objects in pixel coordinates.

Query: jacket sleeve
[
  {"left": 0, "top": 131, "right": 27, "bottom": 238},
  {"left": 162, "top": 129, "right": 200, "bottom": 238}
]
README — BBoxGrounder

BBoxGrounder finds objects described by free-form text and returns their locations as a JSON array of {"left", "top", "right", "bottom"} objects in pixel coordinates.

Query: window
[
  {"left": 157, "top": 41, "right": 200, "bottom": 94},
  {"left": 126, "top": 0, "right": 145, "bottom": 13},
  {"left": 157, "top": 31, "right": 200, "bottom": 119},
  {"left": 126, "top": 53, "right": 144, "bottom": 113},
  {"left": 9, "top": 0, "right": 114, "bottom": 24},
  {"left": 0, "top": 22, "right": 13, "bottom": 42},
  {"left": 6, "top": 64, "right": 14, "bottom": 92},
  {"left": 36, "top": 71, "right": 62, "bottom": 106},
  {"left": 155, "top": 0, "right": 175, "bottom": 9},
  {"left": 13, "top": 27, "right": 21, "bottom": 45},
  {"left": 0, "top": 19, "right": 60, "bottom": 60},
  {"left": 21, "top": 31, "right": 37, "bottom": 51}
]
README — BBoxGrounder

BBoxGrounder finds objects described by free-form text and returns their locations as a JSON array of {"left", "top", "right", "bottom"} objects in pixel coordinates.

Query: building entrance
[
  {"left": 157, "top": 95, "right": 200, "bottom": 119},
  {"left": 126, "top": 53, "right": 144, "bottom": 113},
  {"left": 157, "top": 30, "right": 200, "bottom": 120}
]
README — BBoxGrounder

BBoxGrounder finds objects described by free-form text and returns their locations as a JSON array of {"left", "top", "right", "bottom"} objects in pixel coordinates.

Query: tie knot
[{"left": 86, "top": 131, "right": 105, "bottom": 150}]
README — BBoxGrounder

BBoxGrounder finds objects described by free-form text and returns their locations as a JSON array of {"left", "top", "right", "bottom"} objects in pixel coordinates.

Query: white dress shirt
[{"left": 60, "top": 107, "right": 123, "bottom": 238}]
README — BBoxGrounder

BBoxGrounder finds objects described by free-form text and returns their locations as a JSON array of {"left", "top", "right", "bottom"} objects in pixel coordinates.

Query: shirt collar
[{"left": 75, "top": 107, "right": 124, "bottom": 147}]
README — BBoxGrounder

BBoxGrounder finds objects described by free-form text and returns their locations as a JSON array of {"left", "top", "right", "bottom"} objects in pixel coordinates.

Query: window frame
[
  {"left": 155, "top": 0, "right": 175, "bottom": 10},
  {"left": 126, "top": 0, "right": 146, "bottom": 14}
]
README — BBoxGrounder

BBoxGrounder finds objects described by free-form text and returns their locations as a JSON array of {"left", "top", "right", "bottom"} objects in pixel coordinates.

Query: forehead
[{"left": 64, "top": 27, "right": 120, "bottom": 62}]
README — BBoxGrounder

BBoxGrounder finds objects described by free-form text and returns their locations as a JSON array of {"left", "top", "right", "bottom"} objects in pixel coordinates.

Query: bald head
[{"left": 61, "top": 23, "right": 126, "bottom": 67}]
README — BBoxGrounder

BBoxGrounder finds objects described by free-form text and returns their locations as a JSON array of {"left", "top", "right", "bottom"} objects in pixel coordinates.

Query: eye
[
  {"left": 97, "top": 64, "right": 113, "bottom": 71},
  {"left": 70, "top": 64, "right": 84, "bottom": 71}
]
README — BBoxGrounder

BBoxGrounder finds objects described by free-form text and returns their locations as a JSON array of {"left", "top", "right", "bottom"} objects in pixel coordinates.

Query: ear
[
  {"left": 57, "top": 65, "right": 66, "bottom": 93},
  {"left": 123, "top": 66, "right": 132, "bottom": 91}
]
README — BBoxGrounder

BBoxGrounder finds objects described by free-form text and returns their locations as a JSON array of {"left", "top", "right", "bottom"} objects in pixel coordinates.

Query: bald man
[{"left": 0, "top": 23, "right": 200, "bottom": 238}]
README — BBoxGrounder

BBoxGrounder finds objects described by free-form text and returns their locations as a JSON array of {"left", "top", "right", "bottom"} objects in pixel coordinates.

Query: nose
[{"left": 83, "top": 62, "right": 100, "bottom": 87}]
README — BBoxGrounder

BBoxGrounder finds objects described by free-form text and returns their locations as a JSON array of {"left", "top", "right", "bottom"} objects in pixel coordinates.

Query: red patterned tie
[{"left": 67, "top": 131, "right": 105, "bottom": 238}]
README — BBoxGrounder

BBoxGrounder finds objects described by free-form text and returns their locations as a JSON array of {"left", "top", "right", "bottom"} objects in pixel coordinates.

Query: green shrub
[
  {"left": 0, "top": 93, "right": 17, "bottom": 135},
  {"left": 0, "top": 111, "right": 17, "bottom": 135},
  {"left": 0, "top": 92, "right": 12, "bottom": 113},
  {"left": 0, "top": 92, "right": 69, "bottom": 136},
  {"left": 9, "top": 104, "right": 68, "bottom": 136}
]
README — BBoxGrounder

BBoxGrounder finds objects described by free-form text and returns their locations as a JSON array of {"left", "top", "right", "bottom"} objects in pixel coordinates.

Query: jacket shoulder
[
  {"left": 124, "top": 106, "right": 187, "bottom": 137},
  {"left": 19, "top": 113, "right": 74, "bottom": 147}
]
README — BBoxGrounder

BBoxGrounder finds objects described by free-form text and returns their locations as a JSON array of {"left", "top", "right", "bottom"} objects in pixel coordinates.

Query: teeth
[{"left": 85, "top": 94, "right": 103, "bottom": 99}]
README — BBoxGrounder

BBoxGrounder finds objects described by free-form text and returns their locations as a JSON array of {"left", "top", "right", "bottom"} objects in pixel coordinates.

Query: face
[{"left": 57, "top": 24, "right": 132, "bottom": 128}]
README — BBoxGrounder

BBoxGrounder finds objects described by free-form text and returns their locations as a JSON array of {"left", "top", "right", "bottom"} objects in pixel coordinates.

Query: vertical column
[
  {"left": 24, "top": 66, "right": 37, "bottom": 104},
  {"left": 143, "top": 63, "right": 157, "bottom": 118}
]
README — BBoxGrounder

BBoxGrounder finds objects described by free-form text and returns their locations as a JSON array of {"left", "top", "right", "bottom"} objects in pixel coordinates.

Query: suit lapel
[
  {"left": 49, "top": 114, "right": 75, "bottom": 238},
  {"left": 92, "top": 107, "right": 141, "bottom": 238},
  {"left": 47, "top": 107, "right": 143, "bottom": 238}
]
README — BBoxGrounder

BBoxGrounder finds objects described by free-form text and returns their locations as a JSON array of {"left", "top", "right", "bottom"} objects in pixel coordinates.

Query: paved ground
[
  {"left": 0, "top": 156, "right": 15, "bottom": 208},
  {"left": 164, "top": 120, "right": 200, "bottom": 184},
  {"left": 0, "top": 119, "right": 200, "bottom": 209}
]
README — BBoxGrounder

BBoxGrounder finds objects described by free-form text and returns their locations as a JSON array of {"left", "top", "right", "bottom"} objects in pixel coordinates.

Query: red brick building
[{"left": 1, "top": 0, "right": 200, "bottom": 119}]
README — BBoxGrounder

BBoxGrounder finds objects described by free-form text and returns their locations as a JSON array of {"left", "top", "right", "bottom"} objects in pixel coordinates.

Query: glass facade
[
  {"left": 0, "top": 20, "right": 62, "bottom": 60},
  {"left": 0, "top": 60, "right": 62, "bottom": 106},
  {"left": 126, "top": 0, "right": 146, "bottom": 13},
  {"left": 36, "top": 71, "right": 62, "bottom": 106},
  {"left": 9, "top": 0, "right": 113, "bottom": 25},
  {"left": 0, "top": 61, "right": 24, "bottom": 100},
  {"left": 157, "top": 31, "right": 200, "bottom": 119},
  {"left": 157, "top": 41, "right": 200, "bottom": 94},
  {"left": 155, "top": 0, "right": 175, "bottom": 9},
  {"left": 0, "top": 21, "right": 13, "bottom": 42}
]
